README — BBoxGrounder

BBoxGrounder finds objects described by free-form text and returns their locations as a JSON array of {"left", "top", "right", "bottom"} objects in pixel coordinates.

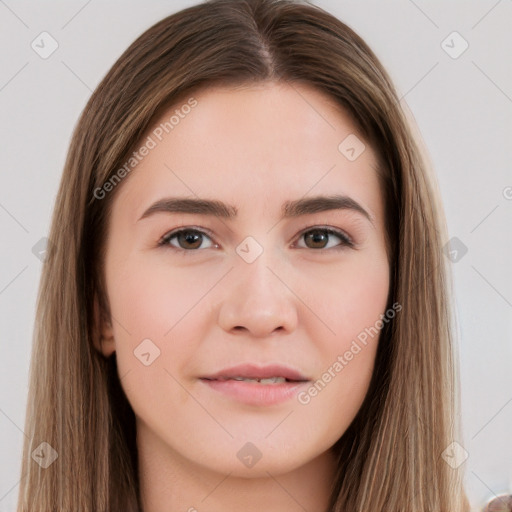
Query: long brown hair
[{"left": 17, "top": 0, "right": 470, "bottom": 510}]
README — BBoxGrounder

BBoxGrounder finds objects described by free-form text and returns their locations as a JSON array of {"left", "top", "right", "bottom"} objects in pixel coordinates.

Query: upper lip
[{"left": 201, "top": 363, "right": 310, "bottom": 382}]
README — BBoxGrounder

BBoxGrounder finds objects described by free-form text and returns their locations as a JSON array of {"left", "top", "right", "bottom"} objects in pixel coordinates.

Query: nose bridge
[
  {"left": 235, "top": 238, "right": 288, "bottom": 306},
  {"left": 239, "top": 243, "right": 282, "bottom": 295},
  {"left": 216, "top": 238, "right": 298, "bottom": 336}
]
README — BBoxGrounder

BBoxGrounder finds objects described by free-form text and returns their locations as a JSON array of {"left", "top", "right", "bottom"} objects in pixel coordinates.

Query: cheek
[
  {"left": 304, "top": 248, "right": 390, "bottom": 349},
  {"left": 295, "top": 343, "right": 377, "bottom": 450},
  {"left": 105, "top": 257, "right": 206, "bottom": 396},
  {"left": 107, "top": 257, "right": 202, "bottom": 341},
  {"left": 297, "top": 250, "right": 389, "bottom": 417},
  {"left": 105, "top": 261, "right": 203, "bottom": 426}
]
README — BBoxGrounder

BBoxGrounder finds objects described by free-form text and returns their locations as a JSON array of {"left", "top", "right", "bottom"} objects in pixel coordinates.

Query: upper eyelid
[
  {"left": 296, "top": 224, "right": 353, "bottom": 244},
  {"left": 159, "top": 225, "right": 216, "bottom": 245}
]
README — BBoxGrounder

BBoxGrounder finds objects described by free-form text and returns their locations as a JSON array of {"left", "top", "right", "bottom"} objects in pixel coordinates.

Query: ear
[{"left": 92, "top": 293, "right": 116, "bottom": 357}]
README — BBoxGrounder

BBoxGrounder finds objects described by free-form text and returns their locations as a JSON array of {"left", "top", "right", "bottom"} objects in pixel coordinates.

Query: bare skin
[{"left": 95, "top": 81, "right": 390, "bottom": 511}]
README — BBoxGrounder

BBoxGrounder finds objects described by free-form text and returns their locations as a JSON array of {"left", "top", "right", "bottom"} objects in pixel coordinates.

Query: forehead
[{"left": 113, "top": 81, "right": 383, "bottom": 226}]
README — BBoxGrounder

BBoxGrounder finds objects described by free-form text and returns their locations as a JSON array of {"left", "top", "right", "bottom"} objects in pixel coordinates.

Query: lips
[
  {"left": 199, "top": 363, "right": 311, "bottom": 405},
  {"left": 200, "top": 363, "right": 310, "bottom": 383}
]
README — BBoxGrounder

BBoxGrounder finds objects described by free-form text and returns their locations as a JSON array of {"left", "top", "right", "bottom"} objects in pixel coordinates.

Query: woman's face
[{"left": 97, "top": 82, "right": 390, "bottom": 477}]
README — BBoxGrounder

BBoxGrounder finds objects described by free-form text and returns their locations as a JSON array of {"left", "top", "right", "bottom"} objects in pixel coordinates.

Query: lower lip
[{"left": 200, "top": 378, "right": 308, "bottom": 406}]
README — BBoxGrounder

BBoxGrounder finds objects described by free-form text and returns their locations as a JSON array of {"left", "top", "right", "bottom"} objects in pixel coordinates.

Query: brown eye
[
  {"left": 297, "top": 227, "right": 353, "bottom": 250},
  {"left": 159, "top": 229, "right": 214, "bottom": 250}
]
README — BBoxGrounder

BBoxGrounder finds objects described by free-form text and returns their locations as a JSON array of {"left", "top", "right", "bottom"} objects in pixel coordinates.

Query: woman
[{"left": 17, "top": 0, "right": 470, "bottom": 510}]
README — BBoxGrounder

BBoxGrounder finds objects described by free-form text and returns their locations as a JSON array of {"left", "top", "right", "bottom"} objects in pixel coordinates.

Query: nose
[{"left": 216, "top": 248, "right": 298, "bottom": 338}]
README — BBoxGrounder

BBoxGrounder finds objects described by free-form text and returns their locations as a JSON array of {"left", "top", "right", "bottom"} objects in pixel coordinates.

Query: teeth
[
  {"left": 229, "top": 376, "right": 287, "bottom": 384},
  {"left": 259, "top": 377, "right": 287, "bottom": 384}
]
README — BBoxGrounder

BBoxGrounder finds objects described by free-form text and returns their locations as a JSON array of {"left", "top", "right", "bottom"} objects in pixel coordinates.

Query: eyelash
[{"left": 157, "top": 225, "right": 354, "bottom": 253}]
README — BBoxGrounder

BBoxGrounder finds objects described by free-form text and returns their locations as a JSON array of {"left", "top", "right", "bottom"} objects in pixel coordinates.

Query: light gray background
[{"left": 0, "top": 1, "right": 511, "bottom": 510}]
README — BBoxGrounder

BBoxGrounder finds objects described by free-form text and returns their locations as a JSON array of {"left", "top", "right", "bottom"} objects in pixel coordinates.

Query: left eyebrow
[{"left": 137, "top": 194, "right": 375, "bottom": 227}]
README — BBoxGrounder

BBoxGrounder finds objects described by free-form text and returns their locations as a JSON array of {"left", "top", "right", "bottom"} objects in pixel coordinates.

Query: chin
[{"left": 213, "top": 456, "right": 303, "bottom": 478}]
